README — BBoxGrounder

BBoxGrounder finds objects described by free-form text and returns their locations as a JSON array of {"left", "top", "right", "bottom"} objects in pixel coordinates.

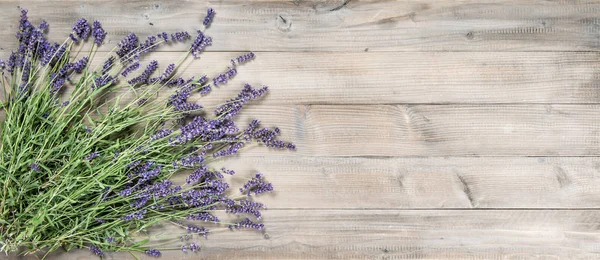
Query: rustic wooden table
[{"left": 2, "top": 0, "right": 600, "bottom": 259}]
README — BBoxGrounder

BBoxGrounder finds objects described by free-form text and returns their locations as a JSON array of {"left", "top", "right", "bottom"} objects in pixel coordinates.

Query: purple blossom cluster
[
  {"left": 150, "top": 128, "right": 173, "bottom": 141},
  {"left": 229, "top": 218, "right": 264, "bottom": 231},
  {"left": 190, "top": 31, "right": 212, "bottom": 58},
  {"left": 70, "top": 18, "right": 91, "bottom": 43},
  {"left": 167, "top": 82, "right": 203, "bottom": 112},
  {"left": 121, "top": 61, "right": 140, "bottom": 77},
  {"left": 226, "top": 199, "right": 265, "bottom": 219},
  {"left": 187, "top": 224, "right": 210, "bottom": 238},
  {"left": 186, "top": 212, "right": 220, "bottom": 222},
  {"left": 29, "top": 163, "right": 40, "bottom": 172},
  {"left": 128, "top": 60, "right": 158, "bottom": 85},
  {"left": 145, "top": 249, "right": 161, "bottom": 257},
  {"left": 121, "top": 209, "right": 147, "bottom": 221},
  {"left": 89, "top": 245, "right": 104, "bottom": 257},
  {"left": 85, "top": 152, "right": 100, "bottom": 161},
  {"left": 92, "top": 20, "right": 106, "bottom": 45},
  {"left": 182, "top": 243, "right": 200, "bottom": 252},
  {"left": 116, "top": 33, "right": 138, "bottom": 58},
  {"left": 214, "top": 83, "right": 268, "bottom": 120},
  {"left": 212, "top": 66, "right": 237, "bottom": 87},
  {"left": 234, "top": 52, "right": 255, "bottom": 65},
  {"left": 203, "top": 8, "right": 216, "bottom": 27},
  {"left": 239, "top": 173, "right": 274, "bottom": 196}
]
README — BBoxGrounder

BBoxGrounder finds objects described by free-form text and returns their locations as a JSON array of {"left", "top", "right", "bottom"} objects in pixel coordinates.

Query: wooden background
[{"left": 3, "top": 0, "right": 600, "bottom": 259}]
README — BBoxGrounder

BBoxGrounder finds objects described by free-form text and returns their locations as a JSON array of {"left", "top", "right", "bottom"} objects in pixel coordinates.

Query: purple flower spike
[
  {"left": 239, "top": 172, "right": 274, "bottom": 196},
  {"left": 121, "top": 62, "right": 140, "bottom": 77},
  {"left": 72, "top": 57, "right": 89, "bottom": 73},
  {"left": 39, "top": 20, "right": 49, "bottom": 31},
  {"left": 230, "top": 218, "right": 264, "bottom": 231},
  {"left": 157, "top": 32, "right": 169, "bottom": 42},
  {"left": 92, "top": 20, "right": 107, "bottom": 46},
  {"left": 145, "top": 249, "right": 161, "bottom": 257},
  {"left": 116, "top": 33, "right": 138, "bottom": 58},
  {"left": 85, "top": 152, "right": 100, "bottom": 161},
  {"left": 190, "top": 31, "right": 212, "bottom": 58},
  {"left": 189, "top": 243, "right": 200, "bottom": 252},
  {"left": 89, "top": 245, "right": 103, "bottom": 257},
  {"left": 128, "top": 60, "right": 158, "bottom": 85},
  {"left": 71, "top": 18, "right": 91, "bottom": 43},
  {"left": 30, "top": 163, "right": 40, "bottom": 172},
  {"left": 151, "top": 128, "right": 173, "bottom": 141},
  {"left": 170, "top": 31, "right": 191, "bottom": 42},
  {"left": 203, "top": 8, "right": 215, "bottom": 27}
]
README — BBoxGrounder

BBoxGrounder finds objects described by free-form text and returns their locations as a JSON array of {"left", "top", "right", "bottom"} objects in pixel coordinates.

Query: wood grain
[
  {"left": 197, "top": 156, "right": 600, "bottom": 209},
  {"left": 230, "top": 104, "right": 600, "bottom": 157},
  {"left": 2, "top": 0, "right": 600, "bottom": 52},
  {"left": 80, "top": 51, "right": 600, "bottom": 105},
  {"left": 22, "top": 210, "right": 600, "bottom": 259}
]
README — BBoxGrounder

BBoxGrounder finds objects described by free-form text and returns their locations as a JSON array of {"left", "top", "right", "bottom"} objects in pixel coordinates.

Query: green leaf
[{"left": 132, "top": 239, "right": 149, "bottom": 247}]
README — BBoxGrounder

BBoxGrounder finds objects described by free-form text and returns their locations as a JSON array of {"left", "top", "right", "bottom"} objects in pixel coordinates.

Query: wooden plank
[
  {"left": 28, "top": 210, "right": 600, "bottom": 259},
  {"left": 229, "top": 104, "right": 600, "bottom": 157},
  {"left": 197, "top": 156, "right": 600, "bottom": 209},
  {"left": 81, "top": 51, "right": 600, "bottom": 105},
  {"left": 2, "top": 0, "right": 600, "bottom": 52}
]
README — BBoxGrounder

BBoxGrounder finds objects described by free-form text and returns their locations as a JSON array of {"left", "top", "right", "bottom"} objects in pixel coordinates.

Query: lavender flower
[
  {"left": 39, "top": 20, "right": 49, "bottom": 31},
  {"left": 214, "top": 84, "right": 268, "bottom": 120},
  {"left": 137, "top": 35, "right": 158, "bottom": 57},
  {"left": 239, "top": 172, "right": 273, "bottom": 196},
  {"left": 116, "top": 33, "right": 138, "bottom": 58},
  {"left": 170, "top": 31, "right": 191, "bottom": 42},
  {"left": 70, "top": 18, "right": 91, "bottom": 43},
  {"left": 229, "top": 218, "right": 264, "bottom": 231},
  {"left": 186, "top": 224, "right": 210, "bottom": 238},
  {"left": 121, "top": 62, "right": 140, "bottom": 77},
  {"left": 212, "top": 66, "right": 237, "bottom": 87},
  {"left": 188, "top": 243, "right": 201, "bottom": 252},
  {"left": 234, "top": 52, "right": 255, "bottom": 65},
  {"left": 226, "top": 199, "right": 265, "bottom": 219},
  {"left": 203, "top": 8, "right": 215, "bottom": 27},
  {"left": 105, "top": 237, "right": 115, "bottom": 243},
  {"left": 121, "top": 209, "right": 147, "bottom": 221},
  {"left": 89, "top": 245, "right": 103, "bottom": 257},
  {"left": 156, "top": 63, "right": 175, "bottom": 82},
  {"left": 85, "top": 152, "right": 100, "bottom": 161},
  {"left": 145, "top": 249, "right": 161, "bottom": 257},
  {"left": 128, "top": 60, "right": 158, "bottom": 85},
  {"left": 92, "top": 20, "right": 106, "bottom": 46},
  {"left": 71, "top": 57, "right": 88, "bottom": 73},
  {"left": 190, "top": 31, "right": 212, "bottom": 58},
  {"left": 29, "top": 163, "right": 40, "bottom": 172},
  {"left": 157, "top": 32, "right": 169, "bottom": 42},
  {"left": 186, "top": 212, "right": 220, "bottom": 222}
]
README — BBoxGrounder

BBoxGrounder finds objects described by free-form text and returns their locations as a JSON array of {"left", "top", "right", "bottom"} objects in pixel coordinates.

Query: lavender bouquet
[{"left": 0, "top": 7, "right": 293, "bottom": 258}]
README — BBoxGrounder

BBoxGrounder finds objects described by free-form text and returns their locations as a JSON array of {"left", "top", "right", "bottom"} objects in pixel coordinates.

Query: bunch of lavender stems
[{"left": 0, "top": 7, "right": 294, "bottom": 258}]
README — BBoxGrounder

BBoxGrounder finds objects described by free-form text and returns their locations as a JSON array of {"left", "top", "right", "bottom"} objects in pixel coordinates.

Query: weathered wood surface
[
  {"left": 25, "top": 210, "right": 600, "bottom": 259},
  {"left": 232, "top": 104, "right": 600, "bottom": 157},
  {"left": 2, "top": 0, "right": 600, "bottom": 259},
  {"left": 191, "top": 156, "right": 600, "bottom": 209},
  {"left": 2, "top": 0, "right": 600, "bottom": 52},
  {"left": 86, "top": 51, "right": 600, "bottom": 105}
]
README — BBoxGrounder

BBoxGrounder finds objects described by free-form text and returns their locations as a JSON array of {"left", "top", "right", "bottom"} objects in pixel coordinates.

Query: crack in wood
[
  {"left": 330, "top": 0, "right": 352, "bottom": 12},
  {"left": 456, "top": 173, "right": 475, "bottom": 208}
]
